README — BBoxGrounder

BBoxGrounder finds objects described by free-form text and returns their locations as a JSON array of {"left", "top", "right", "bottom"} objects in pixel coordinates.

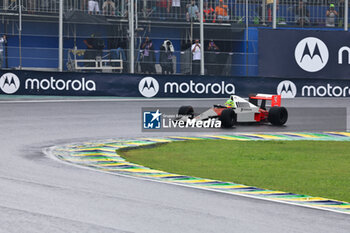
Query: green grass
[{"left": 118, "top": 140, "right": 350, "bottom": 202}]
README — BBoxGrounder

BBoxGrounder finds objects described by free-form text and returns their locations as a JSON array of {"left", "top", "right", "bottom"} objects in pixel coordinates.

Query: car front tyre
[
  {"left": 219, "top": 108, "right": 237, "bottom": 128},
  {"left": 178, "top": 106, "right": 194, "bottom": 118}
]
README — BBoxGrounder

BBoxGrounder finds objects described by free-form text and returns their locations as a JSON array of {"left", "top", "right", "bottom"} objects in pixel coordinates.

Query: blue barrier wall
[
  {"left": 1, "top": 70, "right": 349, "bottom": 98},
  {"left": 238, "top": 26, "right": 347, "bottom": 77},
  {"left": 237, "top": 27, "right": 258, "bottom": 77},
  {"left": 3, "top": 21, "right": 59, "bottom": 68},
  {"left": 1, "top": 19, "right": 348, "bottom": 76},
  {"left": 258, "top": 28, "right": 350, "bottom": 79},
  {"left": 1, "top": 21, "right": 183, "bottom": 72}
]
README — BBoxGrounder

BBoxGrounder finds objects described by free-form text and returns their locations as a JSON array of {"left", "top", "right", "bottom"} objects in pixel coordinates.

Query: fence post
[
  {"left": 18, "top": 0, "right": 22, "bottom": 69},
  {"left": 262, "top": 0, "right": 266, "bottom": 25},
  {"left": 245, "top": 0, "right": 249, "bottom": 76},
  {"left": 273, "top": 0, "right": 277, "bottom": 29},
  {"left": 129, "top": 0, "right": 135, "bottom": 73},
  {"left": 200, "top": 0, "right": 204, "bottom": 75},
  {"left": 59, "top": 0, "right": 63, "bottom": 71},
  {"left": 345, "top": 0, "right": 348, "bottom": 31}
]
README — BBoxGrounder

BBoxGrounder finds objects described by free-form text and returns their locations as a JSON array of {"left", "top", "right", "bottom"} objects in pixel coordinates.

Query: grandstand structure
[{"left": 0, "top": 0, "right": 348, "bottom": 76}]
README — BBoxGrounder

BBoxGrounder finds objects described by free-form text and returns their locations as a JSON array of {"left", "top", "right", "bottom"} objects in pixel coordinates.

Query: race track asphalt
[{"left": 0, "top": 97, "right": 349, "bottom": 233}]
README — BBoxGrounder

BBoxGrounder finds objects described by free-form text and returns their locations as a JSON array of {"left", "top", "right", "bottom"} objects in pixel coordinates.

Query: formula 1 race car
[{"left": 177, "top": 94, "right": 288, "bottom": 128}]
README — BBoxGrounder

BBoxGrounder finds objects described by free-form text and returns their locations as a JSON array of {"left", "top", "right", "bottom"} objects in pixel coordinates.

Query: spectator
[
  {"left": 41, "top": 0, "right": 50, "bottom": 12},
  {"left": 122, "top": 0, "right": 129, "bottom": 18},
  {"left": 191, "top": 39, "right": 201, "bottom": 75},
  {"left": 169, "top": 0, "right": 181, "bottom": 19},
  {"left": 141, "top": 37, "right": 156, "bottom": 74},
  {"left": 203, "top": 1, "right": 215, "bottom": 23},
  {"left": 84, "top": 34, "right": 97, "bottom": 67},
  {"left": 156, "top": 0, "right": 168, "bottom": 20},
  {"left": 326, "top": 4, "right": 338, "bottom": 27},
  {"left": 95, "top": 35, "right": 105, "bottom": 57},
  {"left": 186, "top": 0, "right": 199, "bottom": 22},
  {"left": 111, "top": 40, "right": 127, "bottom": 72},
  {"left": 215, "top": 0, "right": 229, "bottom": 23},
  {"left": 142, "top": 0, "right": 154, "bottom": 18},
  {"left": 83, "top": 34, "right": 104, "bottom": 67},
  {"left": 27, "top": 0, "right": 36, "bottom": 14},
  {"left": 266, "top": 0, "right": 278, "bottom": 23},
  {"left": 102, "top": 0, "right": 115, "bottom": 15},
  {"left": 180, "top": 0, "right": 188, "bottom": 20},
  {"left": 0, "top": 35, "right": 6, "bottom": 69},
  {"left": 295, "top": 0, "right": 309, "bottom": 26},
  {"left": 88, "top": 0, "right": 100, "bottom": 15},
  {"left": 159, "top": 39, "right": 175, "bottom": 74},
  {"left": 82, "top": 0, "right": 88, "bottom": 12},
  {"left": 206, "top": 40, "right": 219, "bottom": 75}
]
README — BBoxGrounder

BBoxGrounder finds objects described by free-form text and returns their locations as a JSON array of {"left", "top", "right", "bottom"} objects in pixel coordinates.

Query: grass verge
[{"left": 118, "top": 140, "right": 350, "bottom": 202}]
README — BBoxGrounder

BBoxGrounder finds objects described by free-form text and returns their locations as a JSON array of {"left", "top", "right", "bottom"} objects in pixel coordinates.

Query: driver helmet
[{"left": 225, "top": 99, "right": 235, "bottom": 108}]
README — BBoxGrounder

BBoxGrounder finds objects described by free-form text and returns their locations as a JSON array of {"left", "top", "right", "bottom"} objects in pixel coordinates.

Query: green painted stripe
[
  {"left": 221, "top": 135, "right": 255, "bottom": 140},
  {"left": 204, "top": 182, "right": 238, "bottom": 186}
]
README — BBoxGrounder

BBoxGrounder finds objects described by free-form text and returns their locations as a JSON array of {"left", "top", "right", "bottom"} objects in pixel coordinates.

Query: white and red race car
[{"left": 177, "top": 94, "right": 288, "bottom": 128}]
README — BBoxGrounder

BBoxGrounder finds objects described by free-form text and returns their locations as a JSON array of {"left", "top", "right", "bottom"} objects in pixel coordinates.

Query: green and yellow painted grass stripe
[{"left": 50, "top": 132, "right": 350, "bottom": 214}]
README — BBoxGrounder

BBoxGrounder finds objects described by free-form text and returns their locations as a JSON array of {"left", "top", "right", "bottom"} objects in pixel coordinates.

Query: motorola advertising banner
[
  {"left": 259, "top": 29, "right": 350, "bottom": 79},
  {"left": 1, "top": 70, "right": 350, "bottom": 98}
]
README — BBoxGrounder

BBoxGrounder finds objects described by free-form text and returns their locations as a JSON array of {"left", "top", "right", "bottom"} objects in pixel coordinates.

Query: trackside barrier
[
  {"left": 259, "top": 29, "right": 350, "bottom": 79},
  {"left": 0, "top": 70, "right": 350, "bottom": 98}
]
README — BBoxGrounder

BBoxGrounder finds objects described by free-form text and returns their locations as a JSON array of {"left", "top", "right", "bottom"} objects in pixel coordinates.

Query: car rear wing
[{"left": 249, "top": 94, "right": 281, "bottom": 107}]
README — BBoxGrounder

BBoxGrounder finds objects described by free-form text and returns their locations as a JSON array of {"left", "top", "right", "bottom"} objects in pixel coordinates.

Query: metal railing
[
  {"left": 130, "top": 47, "right": 257, "bottom": 76},
  {"left": 3, "top": 0, "right": 58, "bottom": 13},
  {"left": 0, "top": 41, "right": 257, "bottom": 76},
  {"left": 0, "top": 0, "right": 347, "bottom": 75},
  {"left": 1, "top": 0, "right": 347, "bottom": 28},
  {"left": 66, "top": 48, "right": 124, "bottom": 71}
]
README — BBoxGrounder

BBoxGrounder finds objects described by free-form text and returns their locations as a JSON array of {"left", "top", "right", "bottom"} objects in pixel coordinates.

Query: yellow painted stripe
[
  {"left": 97, "top": 163, "right": 129, "bottom": 167},
  {"left": 239, "top": 191, "right": 287, "bottom": 195},
  {"left": 92, "top": 149, "right": 117, "bottom": 152},
  {"left": 314, "top": 205, "right": 350, "bottom": 209},
  {"left": 174, "top": 179, "right": 216, "bottom": 184},
  {"left": 275, "top": 197, "right": 328, "bottom": 202},
  {"left": 146, "top": 174, "right": 182, "bottom": 178},
  {"left": 102, "top": 168, "right": 164, "bottom": 173},
  {"left": 138, "top": 138, "right": 173, "bottom": 143},
  {"left": 65, "top": 158, "right": 121, "bottom": 162},
  {"left": 70, "top": 153, "right": 118, "bottom": 157},
  {"left": 202, "top": 185, "right": 250, "bottom": 189},
  {"left": 326, "top": 132, "right": 350, "bottom": 137},
  {"left": 125, "top": 142, "right": 151, "bottom": 146},
  {"left": 127, "top": 168, "right": 164, "bottom": 173},
  {"left": 66, "top": 149, "right": 90, "bottom": 152},
  {"left": 248, "top": 134, "right": 283, "bottom": 140},
  {"left": 283, "top": 133, "right": 319, "bottom": 138},
  {"left": 204, "top": 135, "right": 248, "bottom": 141},
  {"left": 67, "top": 148, "right": 116, "bottom": 152},
  {"left": 78, "top": 148, "right": 116, "bottom": 152},
  {"left": 104, "top": 144, "right": 127, "bottom": 148},
  {"left": 168, "top": 136, "right": 202, "bottom": 140}
]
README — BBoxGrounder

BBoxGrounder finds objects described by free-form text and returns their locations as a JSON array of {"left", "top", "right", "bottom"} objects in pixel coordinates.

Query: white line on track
[{"left": 0, "top": 98, "right": 226, "bottom": 104}]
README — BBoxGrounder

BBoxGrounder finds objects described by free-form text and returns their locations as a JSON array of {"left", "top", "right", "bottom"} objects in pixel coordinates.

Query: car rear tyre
[
  {"left": 178, "top": 106, "right": 194, "bottom": 118},
  {"left": 219, "top": 108, "right": 237, "bottom": 128},
  {"left": 268, "top": 106, "right": 288, "bottom": 126}
]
